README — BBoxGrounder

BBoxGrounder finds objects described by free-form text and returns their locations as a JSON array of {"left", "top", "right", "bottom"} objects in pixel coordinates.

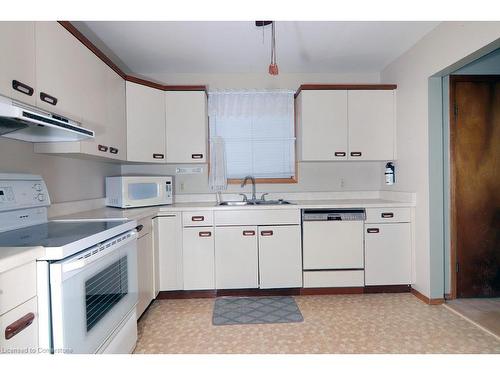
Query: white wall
[
  {"left": 0, "top": 138, "right": 120, "bottom": 203},
  {"left": 381, "top": 22, "right": 500, "bottom": 298}
]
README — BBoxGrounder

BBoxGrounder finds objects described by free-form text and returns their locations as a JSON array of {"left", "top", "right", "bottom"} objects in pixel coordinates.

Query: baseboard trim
[
  {"left": 156, "top": 285, "right": 411, "bottom": 299},
  {"left": 300, "top": 287, "right": 364, "bottom": 295},
  {"left": 411, "top": 288, "right": 445, "bottom": 305}
]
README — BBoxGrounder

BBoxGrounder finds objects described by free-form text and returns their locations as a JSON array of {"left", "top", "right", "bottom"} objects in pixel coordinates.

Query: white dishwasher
[{"left": 302, "top": 209, "right": 366, "bottom": 287}]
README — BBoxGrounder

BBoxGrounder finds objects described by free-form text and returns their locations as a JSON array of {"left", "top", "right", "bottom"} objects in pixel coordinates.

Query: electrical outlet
[
  {"left": 180, "top": 182, "right": 185, "bottom": 192},
  {"left": 340, "top": 178, "right": 345, "bottom": 188}
]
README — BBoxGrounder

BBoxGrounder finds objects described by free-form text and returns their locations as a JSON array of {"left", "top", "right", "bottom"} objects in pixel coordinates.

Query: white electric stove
[{"left": 0, "top": 174, "right": 139, "bottom": 354}]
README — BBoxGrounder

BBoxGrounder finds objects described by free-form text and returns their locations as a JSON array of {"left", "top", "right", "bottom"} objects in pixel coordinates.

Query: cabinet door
[
  {"left": 215, "top": 226, "right": 258, "bottom": 289},
  {"left": 0, "top": 22, "right": 36, "bottom": 105},
  {"left": 364, "top": 223, "right": 411, "bottom": 285},
  {"left": 258, "top": 225, "right": 302, "bottom": 289},
  {"left": 101, "top": 66, "right": 127, "bottom": 160},
  {"left": 126, "top": 81, "right": 166, "bottom": 163},
  {"left": 165, "top": 91, "right": 208, "bottom": 163},
  {"left": 348, "top": 90, "right": 395, "bottom": 160},
  {"left": 136, "top": 231, "right": 154, "bottom": 318},
  {"left": 154, "top": 215, "right": 183, "bottom": 293},
  {"left": 299, "top": 90, "right": 348, "bottom": 161},
  {"left": 35, "top": 22, "right": 90, "bottom": 121},
  {"left": 182, "top": 227, "right": 215, "bottom": 290}
]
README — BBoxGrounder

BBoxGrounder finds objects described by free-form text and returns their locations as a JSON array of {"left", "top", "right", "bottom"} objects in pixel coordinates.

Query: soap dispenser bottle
[{"left": 385, "top": 162, "right": 395, "bottom": 185}]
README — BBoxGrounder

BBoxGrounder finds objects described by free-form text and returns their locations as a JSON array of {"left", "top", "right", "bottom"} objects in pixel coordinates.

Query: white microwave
[{"left": 105, "top": 176, "right": 173, "bottom": 208}]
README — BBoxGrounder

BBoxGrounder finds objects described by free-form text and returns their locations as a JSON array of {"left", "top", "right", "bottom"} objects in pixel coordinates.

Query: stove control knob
[
  {"left": 37, "top": 193, "right": 45, "bottom": 202},
  {"left": 33, "top": 183, "right": 42, "bottom": 191}
]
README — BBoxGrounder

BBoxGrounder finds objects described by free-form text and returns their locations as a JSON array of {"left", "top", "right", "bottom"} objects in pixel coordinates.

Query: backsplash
[{"left": 121, "top": 161, "right": 386, "bottom": 195}]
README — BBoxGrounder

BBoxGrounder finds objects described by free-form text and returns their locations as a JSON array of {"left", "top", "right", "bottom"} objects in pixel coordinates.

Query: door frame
[{"left": 449, "top": 74, "right": 499, "bottom": 299}]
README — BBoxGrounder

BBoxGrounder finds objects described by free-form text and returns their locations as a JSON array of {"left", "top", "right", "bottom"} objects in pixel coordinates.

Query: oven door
[{"left": 49, "top": 231, "right": 138, "bottom": 354}]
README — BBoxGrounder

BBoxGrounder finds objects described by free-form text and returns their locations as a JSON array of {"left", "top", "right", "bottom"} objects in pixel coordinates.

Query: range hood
[{"left": 0, "top": 95, "right": 94, "bottom": 142}]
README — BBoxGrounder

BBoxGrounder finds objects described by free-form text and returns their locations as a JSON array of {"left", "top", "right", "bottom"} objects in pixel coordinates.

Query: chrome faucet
[{"left": 240, "top": 175, "right": 257, "bottom": 202}]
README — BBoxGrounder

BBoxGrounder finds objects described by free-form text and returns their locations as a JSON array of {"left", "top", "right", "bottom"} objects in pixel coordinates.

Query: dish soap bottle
[{"left": 385, "top": 162, "right": 395, "bottom": 185}]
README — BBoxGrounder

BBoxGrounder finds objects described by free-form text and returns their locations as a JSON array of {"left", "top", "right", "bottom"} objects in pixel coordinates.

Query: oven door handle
[{"left": 60, "top": 230, "right": 138, "bottom": 274}]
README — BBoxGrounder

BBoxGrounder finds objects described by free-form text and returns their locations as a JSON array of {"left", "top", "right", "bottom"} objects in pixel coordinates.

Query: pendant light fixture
[
  {"left": 255, "top": 21, "right": 279, "bottom": 76},
  {"left": 268, "top": 21, "right": 278, "bottom": 75}
]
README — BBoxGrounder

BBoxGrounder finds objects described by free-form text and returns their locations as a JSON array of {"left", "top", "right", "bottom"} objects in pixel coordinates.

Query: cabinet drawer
[
  {"left": 365, "top": 207, "right": 410, "bottom": 223},
  {"left": 0, "top": 262, "right": 37, "bottom": 316},
  {"left": 214, "top": 209, "right": 300, "bottom": 226},
  {"left": 0, "top": 296, "right": 38, "bottom": 353},
  {"left": 183, "top": 211, "right": 213, "bottom": 227},
  {"left": 303, "top": 270, "right": 364, "bottom": 288}
]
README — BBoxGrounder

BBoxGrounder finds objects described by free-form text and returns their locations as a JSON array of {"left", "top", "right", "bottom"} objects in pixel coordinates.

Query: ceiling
[{"left": 74, "top": 21, "right": 439, "bottom": 75}]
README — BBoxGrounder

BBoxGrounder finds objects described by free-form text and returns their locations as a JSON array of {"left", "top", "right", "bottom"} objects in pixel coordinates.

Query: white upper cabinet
[
  {"left": 348, "top": 90, "right": 395, "bottom": 161},
  {"left": 297, "top": 88, "right": 396, "bottom": 161},
  {"left": 165, "top": 91, "right": 208, "bottom": 163},
  {"left": 0, "top": 22, "right": 36, "bottom": 106},
  {"left": 33, "top": 22, "right": 127, "bottom": 161},
  {"left": 298, "top": 90, "right": 348, "bottom": 161},
  {"left": 126, "top": 81, "right": 166, "bottom": 163},
  {"left": 35, "top": 22, "right": 91, "bottom": 121}
]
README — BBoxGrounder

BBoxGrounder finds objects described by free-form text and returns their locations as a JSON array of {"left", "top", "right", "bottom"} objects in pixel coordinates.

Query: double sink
[
  {"left": 218, "top": 199, "right": 293, "bottom": 206},
  {"left": 217, "top": 175, "right": 294, "bottom": 206}
]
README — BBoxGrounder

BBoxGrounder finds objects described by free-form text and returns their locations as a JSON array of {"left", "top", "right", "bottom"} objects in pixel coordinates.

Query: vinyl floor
[{"left": 134, "top": 293, "right": 500, "bottom": 354}]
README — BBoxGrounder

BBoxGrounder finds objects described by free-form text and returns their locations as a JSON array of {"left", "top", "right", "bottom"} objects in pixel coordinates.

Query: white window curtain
[{"left": 208, "top": 89, "right": 296, "bottom": 180}]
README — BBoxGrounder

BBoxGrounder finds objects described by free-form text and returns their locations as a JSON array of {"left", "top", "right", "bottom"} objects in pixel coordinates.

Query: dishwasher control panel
[{"left": 302, "top": 209, "right": 365, "bottom": 221}]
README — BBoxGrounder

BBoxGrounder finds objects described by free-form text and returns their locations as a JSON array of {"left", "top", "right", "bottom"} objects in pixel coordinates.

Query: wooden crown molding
[
  {"left": 295, "top": 83, "right": 397, "bottom": 98},
  {"left": 57, "top": 21, "right": 207, "bottom": 93}
]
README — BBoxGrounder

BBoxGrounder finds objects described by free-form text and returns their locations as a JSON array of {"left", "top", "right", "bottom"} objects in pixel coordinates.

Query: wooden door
[{"left": 451, "top": 75, "right": 500, "bottom": 298}]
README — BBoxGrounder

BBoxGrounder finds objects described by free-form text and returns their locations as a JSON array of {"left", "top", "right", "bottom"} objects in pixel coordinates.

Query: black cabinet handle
[
  {"left": 136, "top": 224, "right": 144, "bottom": 232},
  {"left": 153, "top": 153, "right": 164, "bottom": 159},
  {"left": 191, "top": 154, "right": 203, "bottom": 159},
  {"left": 98, "top": 144, "right": 108, "bottom": 152},
  {"left": 198, "top": 231, "right": 212, "bottom": 237},
  {"left": 40, "top": 92, "right": 58, "bottom": 106},
  {"left": 350, "top": 152, "right": 362, "bottom": 157},
  {"left": 367, "top": 228, "right": 380, "bottom": 234},
  {"left": 260, "top": 230, "right": 274, "bottom": 236},
  {"left": 334, "top": 152, "right": 346, "bottom": 157},
  {"left": 243, "top": 230, "right": 256, "bottom": 236},
  {"left": 381, "top": 212, "right": 394, "bottom": 218},
  {"left": 12, "top": 80, "right": 34, "bottom": 96},
  {"left": 109, "top": 147, "right": 118, "bottom": 154}
]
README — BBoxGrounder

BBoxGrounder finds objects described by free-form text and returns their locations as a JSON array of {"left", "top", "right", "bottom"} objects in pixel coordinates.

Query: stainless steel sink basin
[
  {"left": 254, "top": 199, "right": 293, "bottom": 205},
  {"left": 218, "top": 201, "right": 255, "bottom": 206},
  {"left": 218, "top": 199, "right": 293, "bottom": 206}
]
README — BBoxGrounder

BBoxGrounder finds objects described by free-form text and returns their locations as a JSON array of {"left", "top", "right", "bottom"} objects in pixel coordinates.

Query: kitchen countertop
[
  {"left": 54, "top": 198, "right": 414, "bottom": 222},
  {"left": 0, "top": 246, "right": 44, "bottom": 274},
  {"left": 0, "top": 197, "right": 413, "bottom": 272}
]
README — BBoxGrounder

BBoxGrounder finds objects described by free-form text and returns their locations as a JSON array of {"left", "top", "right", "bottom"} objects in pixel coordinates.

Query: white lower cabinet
[
  {"left": 364, "top": 223, "right": 411, "bottom": 286},
  {"left": 258, "top": 225, "right": 302, "bottom": 289},
  {"left": 136, "top": 219, "right": 155, "bottom": 318},
  {"left": 154, "top": 214, "right": 183, "bottom": 293},
  {"left": 182, "top": 226, "right": 215, "bottom": 290},
  {"left": 215, "top": 226, "right": 259, "bottom": 289},
  {"left": 0, "top": 297, "right": 38, "bottom": 353}
]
